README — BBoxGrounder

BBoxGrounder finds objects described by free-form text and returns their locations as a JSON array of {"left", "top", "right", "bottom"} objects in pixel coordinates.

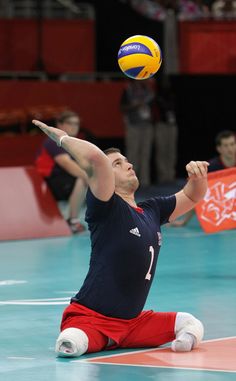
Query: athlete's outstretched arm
[
  {"left": 32, "top": 120, "right": 115, "bottom": 201},
  {"left": 169, "top": 161, "right": 209, "bottom": 222}
]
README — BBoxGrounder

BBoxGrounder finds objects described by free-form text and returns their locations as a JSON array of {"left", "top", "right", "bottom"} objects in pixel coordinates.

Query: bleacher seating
[
  {"left": 0, "top": 105, "right": 68, "bottom": 135},
  {"left": 0, "top": 0, "right": 95, "bottom": 19}
]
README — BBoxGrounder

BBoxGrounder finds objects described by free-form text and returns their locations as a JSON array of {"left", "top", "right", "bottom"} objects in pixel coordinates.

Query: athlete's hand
[
  {"left": 186, "top": 161, "right": 209, "bottom": 179},
  {"left": 32, "top": 120, "right": 67, "bottom": 146}
]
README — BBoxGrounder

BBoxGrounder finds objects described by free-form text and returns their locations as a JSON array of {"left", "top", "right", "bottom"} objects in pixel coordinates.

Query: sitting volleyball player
[{"left": 33, "top": 119, "right": 208, "bottom": 357}]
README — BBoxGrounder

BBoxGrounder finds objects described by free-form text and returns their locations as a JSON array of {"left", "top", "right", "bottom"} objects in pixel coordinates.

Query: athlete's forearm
[{"left": 60, "top": 136, "right": 108, "bottom": 177}]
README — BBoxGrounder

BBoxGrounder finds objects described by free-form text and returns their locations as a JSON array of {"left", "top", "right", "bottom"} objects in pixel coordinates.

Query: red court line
[{"left": 76, "top": 337, "right": 236, "bottom": 373}]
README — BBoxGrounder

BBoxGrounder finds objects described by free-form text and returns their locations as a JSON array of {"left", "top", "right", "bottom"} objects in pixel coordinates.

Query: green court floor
[{"left": 0, "top": 212, "right": 235, "bottom": 381}]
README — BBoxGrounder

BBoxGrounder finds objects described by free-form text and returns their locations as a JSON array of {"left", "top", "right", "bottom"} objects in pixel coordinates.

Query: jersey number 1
[{"left": 145, "top": 246, "right": 154, "bottom": 281}]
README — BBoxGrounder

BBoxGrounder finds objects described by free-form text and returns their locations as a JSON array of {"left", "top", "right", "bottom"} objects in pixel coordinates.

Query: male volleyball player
[{"left": 33, "top": 119, "right": 208, "bottom": 357}]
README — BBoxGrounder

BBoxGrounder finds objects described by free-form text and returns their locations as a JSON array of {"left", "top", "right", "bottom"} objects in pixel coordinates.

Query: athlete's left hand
[
  {"left": 186, "top": 161, "right": 209, "bottom": 179},
  {"left": 32, "top": 119, "right": 67, "bottom": 146}
]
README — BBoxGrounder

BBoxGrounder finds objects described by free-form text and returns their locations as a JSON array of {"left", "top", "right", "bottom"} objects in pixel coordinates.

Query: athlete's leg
[
  {"left": 55, "top": 326, "right": 108, "bottom": 357},
  {"left": 56, "top": 304, "right": 109, "bottom": 357},
  {"left": 120, "top": 311, "right": 176, "bottom": 349},
  {"left": 120, "top": 311, "right": 203, "bottom": 352},
  {"left": 171, "top": 312, "right": 204, "bottom": 352},
  {"left": 55, "top": 327, "right": 89, "bottom": 357}
]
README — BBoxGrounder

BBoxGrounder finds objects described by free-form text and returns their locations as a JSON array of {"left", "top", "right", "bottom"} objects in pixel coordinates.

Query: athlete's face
[
  {"left": 107, "top": 152, "right": 139, "bottom": 192},
  {"left": 217, "top": 136, "right": 236, "bottom": 161}
]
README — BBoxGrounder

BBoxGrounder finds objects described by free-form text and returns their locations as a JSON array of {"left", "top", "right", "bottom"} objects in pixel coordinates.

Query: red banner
[{"left": 195, "top": 168, "right": 236, "bottom": 233}]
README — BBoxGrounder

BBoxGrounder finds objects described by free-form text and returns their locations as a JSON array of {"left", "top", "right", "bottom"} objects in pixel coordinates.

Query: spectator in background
[
  {"left": 212, "top": 0, "right": 236, "bottom": 18},
  {"left": 36, "top": 110, "right": 88, "bottom": 233},
  {"left": 128, "top": 0, "right": 210, "bottom": 20},
  {"left": 207, "top": 129, "right": 236, "bottom": 170},
  {"left": 171, "top": 129, "right": 236, "bottom": 226},
  {"left": 153, "top": 80, "right": 178, "bottom": 184},
  {"left": 130, "top": 0, "right": 166, "bottom": 20},
  {"left": 178, "top": 0, "right": 209, "bottom": 19},
  {"left": 120, "top": 79, "right": 155, "bottom": 187}
]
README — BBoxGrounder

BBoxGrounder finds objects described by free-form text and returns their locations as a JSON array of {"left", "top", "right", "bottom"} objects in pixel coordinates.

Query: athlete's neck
[{"left": 115, "top": 191, "right": 137, "bottom": 208}]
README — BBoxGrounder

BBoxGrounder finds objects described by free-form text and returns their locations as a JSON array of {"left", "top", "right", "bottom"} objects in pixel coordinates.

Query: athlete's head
[
  {"left": 104, "top": 148, "right": 139, "bottom": 193},
  {"left": 215, "top": 130, "right": 236, "bottom": 162},
  {"left": 56, "top": 110, "right": 80, "bottom": 137}
]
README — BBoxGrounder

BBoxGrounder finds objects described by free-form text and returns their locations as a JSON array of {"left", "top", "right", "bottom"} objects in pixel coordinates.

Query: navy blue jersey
[{"left": 72, "top": 189, "right": 176, "bottom": 319}]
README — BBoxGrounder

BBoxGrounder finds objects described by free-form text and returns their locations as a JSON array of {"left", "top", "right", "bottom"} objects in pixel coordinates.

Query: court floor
[{"left": 0, "top": 206, "right": 236, "bottom": 381}]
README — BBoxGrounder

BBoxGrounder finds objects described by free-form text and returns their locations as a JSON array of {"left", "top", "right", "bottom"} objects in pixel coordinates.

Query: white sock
[{"left": 171, "top": 333, "right": 196, "bottom": 352}]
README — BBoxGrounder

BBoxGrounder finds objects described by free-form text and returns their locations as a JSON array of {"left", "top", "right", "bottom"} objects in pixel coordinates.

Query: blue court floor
[{"left": 0, "top": 189, "right": 236, "bottom": 381}]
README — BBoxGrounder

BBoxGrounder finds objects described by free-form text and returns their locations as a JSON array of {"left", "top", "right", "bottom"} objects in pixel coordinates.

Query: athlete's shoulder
[
  {"left": 86, "top": 189, "right": 124, "bottom": 223},
  {"left": 139, "top": 195, "right": 176, "bottom": 225},
  {"left": 139, "top": 194, "right": 176, "bottom": 208}
]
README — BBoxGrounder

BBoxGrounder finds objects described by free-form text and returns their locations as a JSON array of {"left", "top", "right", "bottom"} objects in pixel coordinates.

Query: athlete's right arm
[{"left": 32, "top": 120, "right": 115, "bottom": 201}]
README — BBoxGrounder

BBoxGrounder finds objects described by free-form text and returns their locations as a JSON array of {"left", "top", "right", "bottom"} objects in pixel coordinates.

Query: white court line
[
  {"left": 203, "top": 336, "right": 236, "bottom": 343},
  {"left": 79, "top": 362, "right": 236, "bottom": 373},
  {"left": 0, "top": 280, "right": 27, "bottom": 286},
  {"left": 1, "top": 297, "right": 70, "bottom": 302},
  {"left": 0, "top": 297, "right": 70, "bottom": 305},
  {"left": 73, "top": 336, "right": 236, "bottom": 373},
  {"left": 0, "top": 301, "right": 69, "bottom": 305},
  {"left": 7, "top": 357, "right": 35, "bottom": 360},
  {"left": 73, "top": 335, "right": 236, "bottom": 363},
  {"left": 73, "top": 347, "right": 162, "bottom": 363}
]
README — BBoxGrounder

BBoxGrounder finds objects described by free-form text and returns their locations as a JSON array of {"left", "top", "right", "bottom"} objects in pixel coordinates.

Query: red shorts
[{"left": 61, "top": 303, "right": 177, "bottom": 354}]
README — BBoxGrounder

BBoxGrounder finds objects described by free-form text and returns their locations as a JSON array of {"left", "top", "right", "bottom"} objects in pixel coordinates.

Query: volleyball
[{"left": 117, "top": 35, "right": 162, "bottom": 80}]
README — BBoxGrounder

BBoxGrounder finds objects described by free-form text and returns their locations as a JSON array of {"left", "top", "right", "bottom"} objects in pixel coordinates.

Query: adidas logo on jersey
[{"left": 129, "top": 227, "right": 141, "bottom": 237}]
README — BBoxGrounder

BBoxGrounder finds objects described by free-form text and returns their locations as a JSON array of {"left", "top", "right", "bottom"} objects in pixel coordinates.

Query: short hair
[
  {"left": 56, "top": 110, "right": 79, "bottom": 124},
  {"left": 215, "top": 130, "right": 236, "bottom": 146},
  {"left": 103, "top": 147, "right": 121, "bottom": 156}
]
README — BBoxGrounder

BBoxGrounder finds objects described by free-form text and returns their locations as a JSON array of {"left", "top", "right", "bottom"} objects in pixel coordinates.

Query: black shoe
[{"left": 67, "top": 219, "right": 86, "bottom": 234}]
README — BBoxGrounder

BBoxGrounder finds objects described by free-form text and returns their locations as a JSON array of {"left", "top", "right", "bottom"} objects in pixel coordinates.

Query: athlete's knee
[
  {"left": 55, "top": 328, "right": 89, "bottom": 357},
  {"left": 175, "top": 312, "right": 204, "bottom": 347}
]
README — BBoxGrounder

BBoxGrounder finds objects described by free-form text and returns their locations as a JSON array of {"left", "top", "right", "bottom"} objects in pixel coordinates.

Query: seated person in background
[
  {"left": 207, "top": 129, "right": 236, "bottom": 170},
  {"left": 171, "top": 129, "right": 236, "bottom": 226},
  {"left": 212, "top": 0, "right": 236, "bottom": 18},
  {"left": 36, "top": 110, "right": 88, "bottom": 233}
]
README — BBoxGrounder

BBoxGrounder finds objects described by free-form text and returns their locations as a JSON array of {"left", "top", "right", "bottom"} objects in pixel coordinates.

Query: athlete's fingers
[
  {"left": 186, "top": 161, "right": 209, "bottom": 178},
  {"left": 32, "top": 119, "right": 53, "bottom": 137},
  {"left": 32, "top": 119, "right": 49, "bottom": 129},
  {"left": 32, "top": 119, "right": 66, "bottom": 145},
  {"left": 196, "top": 161, "right": 209, "bottom": 177},
  {"left": 186, "top": 161, "right": 201, "bottom": 178}
]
